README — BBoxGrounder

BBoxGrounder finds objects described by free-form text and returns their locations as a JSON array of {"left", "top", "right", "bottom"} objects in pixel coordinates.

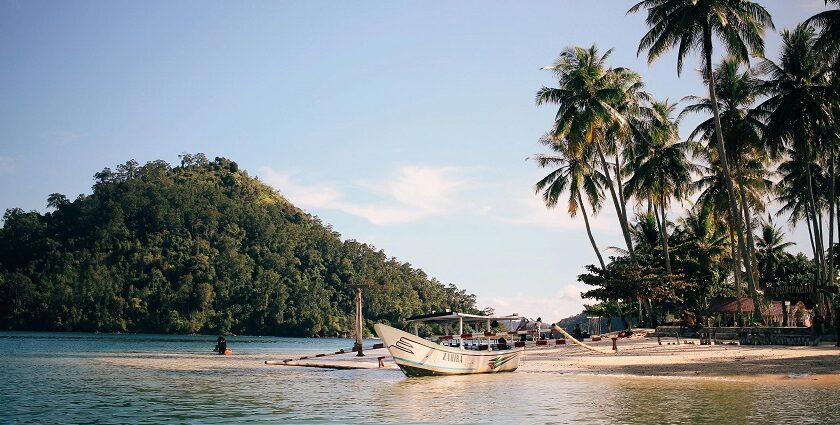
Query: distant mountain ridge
[{"left": 0, "top": 154, "right": 480, "bottom": 336}]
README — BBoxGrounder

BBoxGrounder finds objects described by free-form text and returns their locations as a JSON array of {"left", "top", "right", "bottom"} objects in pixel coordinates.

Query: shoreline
[
  {"left": 75, "top": 334, "right": 840, "bottom": 385},
  {"left": 519, "top": 331, "right": 840, "bottom": 384},
  {"left": 29, "top": 328, "right": 835, "bottom": 385}
]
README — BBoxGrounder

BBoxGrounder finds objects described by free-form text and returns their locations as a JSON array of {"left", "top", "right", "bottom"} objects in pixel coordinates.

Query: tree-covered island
[{"left": 0, "top": 154, "right": 482, "bottom": 336}]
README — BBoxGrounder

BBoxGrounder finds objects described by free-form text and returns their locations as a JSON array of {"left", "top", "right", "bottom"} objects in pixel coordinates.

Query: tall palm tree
[
  {"left": 604, "top": 68, "right": 652, "bottom": 242},
  {"left": 537, "top": 45, "right": 639, "bottom": 255},
  {"left": 629, "top": 0, "right": 774, "bottom": 306},
  {"left": 681, "top": 57, "right": 771, "bottom": 315},
  {"left": 532, "top": 135, "right": 606, "bottom": 269},
  {"left": 776, "top": 157, "right": 826, "bottom": 262},
  {"left": 625, "top": 101, "right": 697, "bottom": 274},
  {"left": 756, "top": 24, "right": 835, "bottom": 292},
  {"left": 692, "top": 153, "right": 768, "bottom": 323}
]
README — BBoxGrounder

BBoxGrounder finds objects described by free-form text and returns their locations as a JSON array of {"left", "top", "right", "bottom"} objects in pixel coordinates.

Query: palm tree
[
  {"left": 692, "top": 153, "right": 769, "bottom": 324},
  {"left": 776, "top": 157, "right": 826, "bottom": 262},
  {"left": 625, "top": 100, "right": 697, "bottom": 274},
  {"left": 755, "top": 215, "right": 795, "bottom": 286},
  {"left": 604, "top": 68, "right": 652, "bottom": 244},
  {"left": 537, "top": 45, "right": 640, "bottom": 255},
  {"left": 756, "top": 24, "right": 835, "bottom": 293},
  {"left": 681, "top": 57, "right": 771, "bottom": 316},
  {"left": 532, "top": 134, "right": 606, "bottom": 269},
  {"left": 629, "top": 0, "right": 774, "bottom": 307},
  {"left": 672, "top": 205, "right": 729, "bottom": 319},
  {"left": 805, "top": 0, "right": 840, "bottom": 64}
]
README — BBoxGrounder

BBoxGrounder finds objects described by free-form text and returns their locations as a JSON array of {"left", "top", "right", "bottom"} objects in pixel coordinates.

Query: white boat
[{"left": 374, "top": 312, "right": 526, "bottom": 377}]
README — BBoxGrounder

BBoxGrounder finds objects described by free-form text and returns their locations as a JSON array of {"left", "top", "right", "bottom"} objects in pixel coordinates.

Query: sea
[{"left": 3, "top": 331, "right": 838, "bottom": 424}]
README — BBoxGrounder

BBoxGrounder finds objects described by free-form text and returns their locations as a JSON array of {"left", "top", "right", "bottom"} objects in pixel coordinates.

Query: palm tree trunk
[
  {"left": 702, "top": 28, "right": 757, "bottom": 302},
  {"left": 615, "top": 155, "right": 629, "bottom": 225},
  {"left": 659, "top": 199, "right": 672, "bottom": 275},
  {"left": 828, "top": 152, "right": 836, "bottom": 287},
  {"left": 735, "top": 173, "right": 764, "bottom": 323},
  {"left": 804, "top": 167, "right": 828, "bottom": 322},
  {"left": 647, "top": 298, "right": 655, "bottom": 328},
  {"left": 578, "top": 192, "right": 606, "bottom": 269},
  {"left": 637, "top": 298, "right": 643, "bottom": 326},
  {"left": 726, "top": 214, "right": 743, "bottom": 326},
  {"left": 807, "top": 203, "right": 818, "bottom": 260},
  {"left": 831, "top": 161, "right": 838, "bottom": 346},
  {"left": 817, "top": 204, "right": 825, "bottom": 267},
  {"left": 596, "top": 144, "right": 634, "bottom": 255},
  {"left": 836, "top": 201, "right": 839, "bottom": 258},
  {"left": 615, "top": 300, "right": 628, "bottom": 329},
  {"left": 804, "top": 164, "right": 825, "bottom": 287}
]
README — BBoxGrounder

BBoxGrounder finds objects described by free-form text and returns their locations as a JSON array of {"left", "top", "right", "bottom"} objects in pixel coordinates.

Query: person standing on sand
[
  {"left": 535, "top": 317, "right": 542, "bottom": 340},
  {"left": 572, "top": 324, "right": 582, "bottom": 340}
]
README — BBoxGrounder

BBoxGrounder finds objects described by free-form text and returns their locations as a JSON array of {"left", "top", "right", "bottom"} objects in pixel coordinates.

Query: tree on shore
[
  {"left": 681, "top": 56, "right": 772, "bottom": 322},
  {"left": 625, "top": 100, "right": 697, "bottom": 275},
  {"left": 536, "top": 45, "right": 644, "bottom": 256},
  {"left": 757, "top": 23, "right": 837, "bottom": 319},
  {"left": 629, "top": 0, "right": 774, "bottom": 321},
  {"left": 532, "top": 134, "right": 606, "bottom": 269}
]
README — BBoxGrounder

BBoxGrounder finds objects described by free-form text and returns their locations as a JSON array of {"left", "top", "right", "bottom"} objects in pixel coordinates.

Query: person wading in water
[{"left": 215, "top": 335, "right": 227, "bottom": 355}]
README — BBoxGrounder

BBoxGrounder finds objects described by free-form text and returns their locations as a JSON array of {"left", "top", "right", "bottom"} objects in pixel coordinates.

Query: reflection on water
[{"left": 2, "top": 331, "right": 836, "bottom": 424}]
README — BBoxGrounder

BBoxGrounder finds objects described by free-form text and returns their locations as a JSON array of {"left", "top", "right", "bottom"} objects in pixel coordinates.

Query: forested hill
[{"left": 0, "top": 154, "right": 481, "bottom": 336}]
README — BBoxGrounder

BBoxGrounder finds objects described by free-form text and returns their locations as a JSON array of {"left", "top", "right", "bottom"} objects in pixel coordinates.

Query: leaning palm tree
[
  {"left": 629, "top": 0, "right": 774, "bottom": 305},
  {"left": 756, "top": 24, "right": 835, "bottom": 292},
  {"left": 625, "top": 101, "right": 697, "bottom": 274},
  {"left": 532, "top": 134, "right": 606, "bottom": 269},
  {"left": 603, "top": 68, "right": 652, "bottom": 241},
  {"left": 537, "top": 45, "right": 638, "bottom": 255}
]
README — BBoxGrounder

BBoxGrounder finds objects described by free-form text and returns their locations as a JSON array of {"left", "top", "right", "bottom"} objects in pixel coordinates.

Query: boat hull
[{"left": 374, "top": 323, "right": 523, "bottom": 377}]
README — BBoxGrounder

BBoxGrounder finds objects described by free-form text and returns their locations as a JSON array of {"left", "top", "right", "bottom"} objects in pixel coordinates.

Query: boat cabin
[{"left": 405, "top": 311, "right": 530, "bottom": 351}]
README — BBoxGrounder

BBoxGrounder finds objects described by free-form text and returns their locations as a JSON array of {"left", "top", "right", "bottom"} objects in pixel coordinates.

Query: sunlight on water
[{"left": 2, "top": 332, "right": 836, "bottom": 424}]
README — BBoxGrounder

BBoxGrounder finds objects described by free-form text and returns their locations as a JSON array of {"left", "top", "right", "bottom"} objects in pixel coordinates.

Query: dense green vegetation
[
  {"left": 0, "top": 154, "right": 481, "bottom": 336},
  {"left": 535, "top": 1, "right": 839, "bottom": 327}
]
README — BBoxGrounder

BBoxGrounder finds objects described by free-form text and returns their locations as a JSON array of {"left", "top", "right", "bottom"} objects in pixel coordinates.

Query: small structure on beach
[{"left": 707, "top": 297, "right": 784, "bottom": 326}]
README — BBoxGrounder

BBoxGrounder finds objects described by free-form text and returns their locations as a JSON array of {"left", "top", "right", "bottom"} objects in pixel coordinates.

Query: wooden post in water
[{"left": 352, "top": 286, "right": 365, "bottom": 357}]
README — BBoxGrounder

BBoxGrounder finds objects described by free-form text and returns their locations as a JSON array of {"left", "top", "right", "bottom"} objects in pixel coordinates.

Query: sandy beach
[
  {"left": 86, "top": 332, "right": 840, "bottom": 385},
  {"left": 520, "top": 331, "right": 840, "bottom": 384}
]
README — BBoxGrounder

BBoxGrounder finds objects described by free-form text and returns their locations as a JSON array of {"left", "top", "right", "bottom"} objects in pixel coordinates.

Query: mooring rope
[
  {"left": 554, "top": 327, "right": 615, "bottom": 355},
  {"left": 264, "top": 343, "right": 385, "bottom": 365}
]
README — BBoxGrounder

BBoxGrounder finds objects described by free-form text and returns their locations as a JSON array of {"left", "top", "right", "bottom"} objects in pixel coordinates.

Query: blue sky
[{"left": 0, "top": 0, "right": 831, "bottom": 321}]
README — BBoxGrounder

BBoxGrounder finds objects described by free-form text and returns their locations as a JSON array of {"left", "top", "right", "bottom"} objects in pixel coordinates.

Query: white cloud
[
  {"left": 259, "top": 165, "right": 471, "bottom": 225},
  {"left": 259, "top": 167, "right": 342, "bottom": 208},
  {"left": 481, "top": 283, "right": 589, "bottom": 322},
  {"left": 482, "top": 181, "right": 620, "bottom": 233}
]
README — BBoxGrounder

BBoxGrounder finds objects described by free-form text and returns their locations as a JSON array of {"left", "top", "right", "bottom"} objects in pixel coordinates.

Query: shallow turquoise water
[{"left": 3, "top": 331, "right": 838, "bottom": 424}]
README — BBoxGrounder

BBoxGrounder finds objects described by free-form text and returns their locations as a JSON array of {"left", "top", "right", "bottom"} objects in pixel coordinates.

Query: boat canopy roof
[{"left": 405, "top": 311, "right": 524, "bottom": 323}]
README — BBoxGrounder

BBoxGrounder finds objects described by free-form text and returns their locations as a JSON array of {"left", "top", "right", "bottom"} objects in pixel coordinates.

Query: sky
[{"left": 0, "top": 0, "right": 833, "bottom": 322}]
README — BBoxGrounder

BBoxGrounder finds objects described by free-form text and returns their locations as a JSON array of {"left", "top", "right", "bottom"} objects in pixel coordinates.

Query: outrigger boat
[{"left": 374, "top": 312, "right": 530, "bottom": 377}]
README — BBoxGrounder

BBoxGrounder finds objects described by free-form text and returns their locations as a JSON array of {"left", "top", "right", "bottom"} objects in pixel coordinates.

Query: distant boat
[{"left": 374, "top": 312, "right": 527, "bottom": 377}]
